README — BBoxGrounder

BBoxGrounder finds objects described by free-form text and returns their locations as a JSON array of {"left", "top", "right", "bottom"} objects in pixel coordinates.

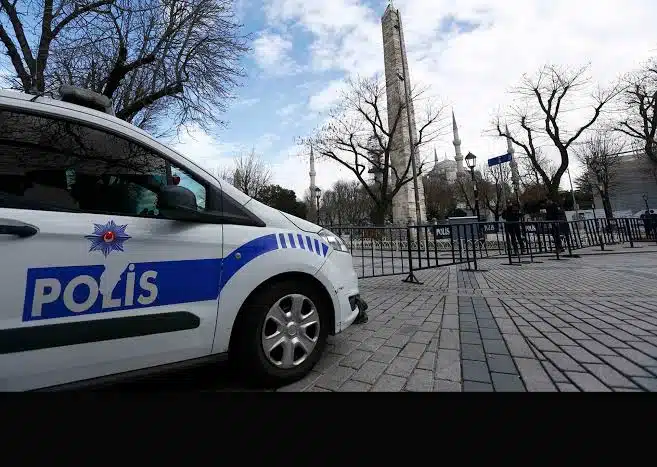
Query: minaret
[
  {"left": 382, "top": 4, "right": 427, "bottom": 224},
  {"left": 309, "top": 145, "right": 316, "bottom": 193},
  {"left": 506, "top": 124, "right": 521, "bottom": 201},
  {"left": 452, "top": 110, "right": 464, "bottom": 174},
  {"left": 434, "top": 148, "right": 439, "bottom": 165}
]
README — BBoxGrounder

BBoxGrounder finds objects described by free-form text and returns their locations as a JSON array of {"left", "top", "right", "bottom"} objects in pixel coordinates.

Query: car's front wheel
[{"left": 233, "top": 279, "right": 330, "bottom": 388}]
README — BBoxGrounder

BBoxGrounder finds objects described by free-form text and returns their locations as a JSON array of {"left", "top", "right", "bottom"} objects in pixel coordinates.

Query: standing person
[
  {"left": 650, "top": 210, "right": 657, "bottom": 239},
  {"left": 503, "top": 201, "right": 525, "bottom": 255},
  {"left": 545, "top": 200, "right": 564, "bottom": 252},
  {"left": 642, "top": 213, "right": 651, "bottom": 239}
]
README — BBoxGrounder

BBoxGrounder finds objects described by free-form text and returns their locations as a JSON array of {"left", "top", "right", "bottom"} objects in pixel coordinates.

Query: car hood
[{"left": 241, "top": 197, "right": 323, "bottom": 233}]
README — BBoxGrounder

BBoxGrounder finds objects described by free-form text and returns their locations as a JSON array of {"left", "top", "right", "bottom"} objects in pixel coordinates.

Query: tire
[{"left": 232, "top": 279, "right": 330, "bottom": 388}]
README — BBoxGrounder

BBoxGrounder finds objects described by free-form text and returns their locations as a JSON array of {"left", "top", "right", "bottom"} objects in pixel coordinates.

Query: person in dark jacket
[
  {"left": 545, "top": 200, "right": 564, "bottom": 252},
  {"left": 503, "top": 201, "right": 525, "bottom": 254}
]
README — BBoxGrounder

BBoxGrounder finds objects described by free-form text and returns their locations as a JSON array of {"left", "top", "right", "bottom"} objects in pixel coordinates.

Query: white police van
[{"left": 0, "top": 86, "right": 365, "bottom": 391}]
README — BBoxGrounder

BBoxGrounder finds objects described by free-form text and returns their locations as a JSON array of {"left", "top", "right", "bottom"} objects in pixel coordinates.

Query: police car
[{"left": 0, "top": 86, "right": 365, "bottom": 391}]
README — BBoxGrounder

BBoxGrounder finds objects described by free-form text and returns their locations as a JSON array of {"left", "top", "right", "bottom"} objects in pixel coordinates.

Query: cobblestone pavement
[{"left": 280, "top": 250, "right": 657, "bottom": 392}]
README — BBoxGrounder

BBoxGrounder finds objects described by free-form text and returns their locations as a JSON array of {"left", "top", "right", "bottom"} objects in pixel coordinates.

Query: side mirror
[{"left": 158, "top": 185, "right": 198, "bottom": 220}]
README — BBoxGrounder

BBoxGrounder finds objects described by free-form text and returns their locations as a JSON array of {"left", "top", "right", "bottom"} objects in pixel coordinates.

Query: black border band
[{"left": 0, "top": 312, "right": 201, "bottom": 354}]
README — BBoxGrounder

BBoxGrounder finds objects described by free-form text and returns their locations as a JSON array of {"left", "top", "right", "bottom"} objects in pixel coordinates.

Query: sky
[
  {"left": 170, "top": 0, "right": 657, "bottom": 199},
  {"left": 3, "top": 0, "right": 657, "bottom": 199}
]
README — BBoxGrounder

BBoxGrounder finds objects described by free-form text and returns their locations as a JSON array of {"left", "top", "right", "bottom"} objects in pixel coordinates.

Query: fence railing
[{"left": 324, "top": 217, "right": 657, "bottom": 281}]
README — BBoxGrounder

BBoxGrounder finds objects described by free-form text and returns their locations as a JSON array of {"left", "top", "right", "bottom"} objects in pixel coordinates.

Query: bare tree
[
  {"left": 616, "top": 59, "right": 657, "bottom": 167},
  {"left": 1, "top": 0, "right": 249, "bottom": 133},
  {"left": 220, "top": 149, "right": 271, "bottom": 199},
  {"left": 422, "top": 173, "right": 457, "bottom": 221},
  {"left": 574, "top": 131, "right": 624, "bottom": 218},
  {"left": 482, "top": 164, "right": 512, "bottom": 221},
  {"left": 494, "top": 64, "right": 621, "bottom": 202},
  {"left": 305, "top": 75, "right": 446, "bottom": 225}
]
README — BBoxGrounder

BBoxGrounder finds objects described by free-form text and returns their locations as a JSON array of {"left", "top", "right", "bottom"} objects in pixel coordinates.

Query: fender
[{"left": 211, "top": 233, "right": 339, "bottom": 354}]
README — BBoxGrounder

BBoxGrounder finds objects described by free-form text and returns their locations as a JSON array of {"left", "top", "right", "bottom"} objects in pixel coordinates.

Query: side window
[
  {"left": 0, "top": 109, "right": 207, "bottom": 219},
  {"left": 171, "top": 166, "right": 206, "bottom": 211}
]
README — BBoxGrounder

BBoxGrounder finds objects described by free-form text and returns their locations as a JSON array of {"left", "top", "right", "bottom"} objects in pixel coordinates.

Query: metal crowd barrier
[{"left": 324, "top": 217, "right": 657, "bottom": 281}]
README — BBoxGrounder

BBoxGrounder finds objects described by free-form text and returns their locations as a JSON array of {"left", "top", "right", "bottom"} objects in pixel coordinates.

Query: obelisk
[{"left": 382, "top": 4, "right": 427, "bottom": 225}]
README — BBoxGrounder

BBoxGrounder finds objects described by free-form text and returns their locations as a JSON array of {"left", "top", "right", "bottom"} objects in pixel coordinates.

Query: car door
[{"left": 0, "top": 106, "right": 223, "bottom": 391}]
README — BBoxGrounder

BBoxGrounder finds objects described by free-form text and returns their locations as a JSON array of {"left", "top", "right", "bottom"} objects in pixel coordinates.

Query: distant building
[
  {"left": 429, "top": 150, "right": 458, "bottom": 183},
  {"left": 593, "top": 152, "right": 657, "bottom": 214}
]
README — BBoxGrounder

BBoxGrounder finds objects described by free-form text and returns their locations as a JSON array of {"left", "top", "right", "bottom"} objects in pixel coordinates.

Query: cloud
[
  {"left": 272, "top": 0, "right": 657, "bottom": 182},
  {"left": 252, "top": 31, "right": 302, "bottom": 75},
  {"left": 235, "top": 98, "right": 261, "bottom": 107},
  {"left": 175, "top": 0, "right": 657, "bottom": 200}
]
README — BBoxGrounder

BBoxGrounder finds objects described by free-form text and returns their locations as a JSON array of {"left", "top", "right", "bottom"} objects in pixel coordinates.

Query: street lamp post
[
  {"left": 643, "top": 194, "right": 649, "bottom": 212},
  {"left": 566, "top": 167, "right": 579, "bottom": 220},
  {"left": 465, "top": 152, "right": 480, "bottom": 221},
  {"left": 315, "top": 187, "right": 322, "bottom": 225}
]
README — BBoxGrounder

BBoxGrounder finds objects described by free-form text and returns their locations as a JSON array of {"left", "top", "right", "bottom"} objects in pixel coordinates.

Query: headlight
[{"left": 319, "top": 229, "right": 350, "bottom": 253}]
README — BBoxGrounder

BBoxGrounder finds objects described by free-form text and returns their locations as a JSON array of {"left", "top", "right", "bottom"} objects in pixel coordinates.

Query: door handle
[{"left": 0, "top": 222, "right": 39, "bottom": 238}]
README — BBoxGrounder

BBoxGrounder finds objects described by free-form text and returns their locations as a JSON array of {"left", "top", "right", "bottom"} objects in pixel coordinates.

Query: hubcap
[{"left": 261, "top": 294, "right": 320, "bottom": 369}]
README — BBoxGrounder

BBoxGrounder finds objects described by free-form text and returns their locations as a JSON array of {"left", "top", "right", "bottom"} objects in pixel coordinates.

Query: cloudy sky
[{"left": 170, "top": 0, "right": 657, "bottom": 198}]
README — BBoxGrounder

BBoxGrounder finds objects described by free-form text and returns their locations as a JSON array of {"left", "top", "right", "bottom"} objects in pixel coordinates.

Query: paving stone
[
  {"left": 562, "top": 327, "right": 589, "bottom": 340},
  {"left": 518, "top": 326, "right": 542, "bottom": 338},
  {"left": 595, "top": 334, "right": 630, "bottom": 348},
  {"left": 435, "top": 348, "right": 461, "bottom": 382},
  {"left": 371, "top": 374, "right": 407, "bottom": 392},
  {"left": 417, "top": 351, "right": 436, "bottom": 371},
  {"left": 330, "top": 339, "right": 360, "bottom": 356},
  {"left": 483, "top": 339, "right": 509, "bottom": 355},
  {"left": 434, "top": 379, "right": 462, "bottom": 392},
  {"left": 462, "top": 359, "right": 491, "bottom": 383},
  {"left": 584, "top": 364, "right": 635, "bottom": 388},
  {"left": 370, "top": 346, "right": 400, "bottom": 364},
  {"left": 359, "top": 337, "right": 387, "bottom": 353},
  {"left": 496, "top": 318, "right": 520, "bottom": 334},
  {"left": 397, "top": 324, "right": 420, "bottom": 336},
  {"left": 338, "top": 380, "right": 372, "bottom": 392},
  {"left": 477, "top": 318, "right": 498, "bottom": 329},
  {"left": 487, "top": 354, "right": 517, "bottom": 374},
  {"left": 491, "top": 373, "right": 526, "bottom": 392},
  {"left": 544, "top": 332, "right": 577, "bottom": 346},
  {"left": 628, "top": 341, "right": 657, "bottom": 358},
  {"left": 315, "top": 366, "right": 356, "bottom": 391},
  {"left": 372, "top": 327, "right": 396, "bottom": 339},
  {"left": 463, "top": 381, "right": 494, "bottom": 392},
  {"left": 460, "top": 331, "right": 482, "bottom": 344},
  {"left": 631, "top": 377, "right": 657, "bottom": 391},
  {"left": 278, "top": 371, "right": 322, "bottom": 392},
  {"left": 306, "top": 386, "right": 331, "bottom": 392},
  {"left": 314, "top": 353, "right": 344, "bottom": 373},
  {"left": 528, "top": 337, "right": 560, "bottom": 352},
  {"left": 462, "top": 343, "right": 486, "bottom": 361},
  {"left": 514, "top": 357, "right": 557, "bottom": 391},
  {"left": 562, "top": 346, "right": 603, "bottom": 364},
  {"left": 601, "top": 355, "right": 652, "bottom": 377},
  {"left": 503, "top": 334, "right": 535, "bottom": 358},
  {"left": 420, "top": 322, "right": 440, "bottom": 333},
  {"left": 386, "top": 356, "right": 417, "bottom": 378},
  {"left": 566, "top": 372, "right": 611, "bottom": 392},
  {"left": 480, "top": 327, "right": 503, "bottom": 340},
  {"left": 579, "top": 339, "right": 617, "bottom": 356},
  {"left": 386, "top": 333, "right": 411, "bottom": 349},
  {"left": 405, "top": 369, "right": 435, "bottom": 392},
  {"left": 541, "top": 360, "right": 569, "bottom": 383},
  {"left": 543, "top": 351, "right": 585, "bottom": 372},
  {"left": 442, "top": 314, "right": 459, "bottom": 329},
  {"left": 411, "top": 331, "right": 435, "bottom": 344},
  {"left": 440, "top": 329, "right": 460, "bottom": 350},
  {"left": 400, "top": 342, "right": 427, "bottom": 360},
  {"left": 340, "top": 350, "right": 373, "bottom": 369},
  {"left": 557, "top": 383, "right": 580, "bottom": 392}
]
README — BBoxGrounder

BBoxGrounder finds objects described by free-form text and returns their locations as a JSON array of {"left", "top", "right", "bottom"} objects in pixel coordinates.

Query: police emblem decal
[{"left": 85, "top": 220, "right": 131, "bottom": 257}]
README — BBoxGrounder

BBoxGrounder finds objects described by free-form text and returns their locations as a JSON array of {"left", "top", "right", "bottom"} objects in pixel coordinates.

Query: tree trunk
[{"left": 373, "top": 203, "right": 387, "bottom": 226}]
